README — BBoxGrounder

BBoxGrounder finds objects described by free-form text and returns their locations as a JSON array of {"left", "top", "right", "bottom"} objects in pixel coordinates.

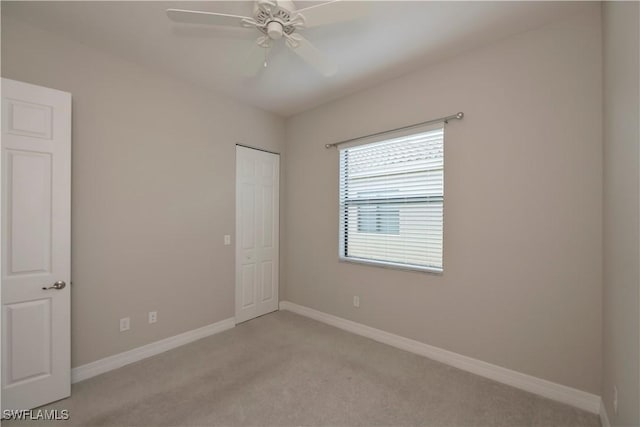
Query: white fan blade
[
  {"left": 287, "top": 35, "right": 337, "bottom": 76},
  {"left": 241, "top": 43, "right": 268, "bottom": 77},
  {"left": 166, "top": 9, "right": 252, "bottom": 28},
  {"left": 296, "top": 1, "right": 369, "bottom": 28}
]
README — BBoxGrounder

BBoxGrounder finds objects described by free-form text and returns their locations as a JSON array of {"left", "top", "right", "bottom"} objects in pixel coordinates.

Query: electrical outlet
[
  {"left": 148, "top": 311, "right": 157, "bottom": 324},
  {"left": 224, "top": 235, "right": 231, "bottom": 245},
  {"left": 613, "top": 386, "right": 618, "bottom": 415},
  {"left": 119, "top": 317, "right": 130, "bottom": 332},
  {"left": 353, "top": 296, "right": 360, "bottom": 308}
]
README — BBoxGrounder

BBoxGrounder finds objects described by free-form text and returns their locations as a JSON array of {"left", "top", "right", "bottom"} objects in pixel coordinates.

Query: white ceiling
[{"left": 3, "top": 1, "right": 591, "bottom": 117}]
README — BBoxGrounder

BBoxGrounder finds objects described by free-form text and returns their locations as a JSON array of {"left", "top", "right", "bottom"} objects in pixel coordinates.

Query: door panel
[
  {"left": 262, "top": 185, "right": 273, "bottom": 247},
  {"left": 5, "top": 99, "right": 53, "bottom": 140},
  {"left": 235, "top": 146, "right": 279, "bottom": 323},
  {"left": 6, "top": 150, "right": 53, "bottom": 275},
  {"left": 241, "top": 183, "right": 255, "bottom": 249},
  {"left": 2, "top": 78, "right": 71, "bottom": 410},
  {"left": 261, "top": 261, "right": 273, "bottom": 302},
  {"left": 241, "top": 264, "right": 256, "bottom": 308},
  {"left": 4, "top": 299, "right": 52, "bottom": 386}
]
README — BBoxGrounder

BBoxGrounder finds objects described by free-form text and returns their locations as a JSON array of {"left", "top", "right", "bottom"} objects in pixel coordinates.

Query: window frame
[{"left": 337, "top": 124, "right": 445, "bottom": 274}]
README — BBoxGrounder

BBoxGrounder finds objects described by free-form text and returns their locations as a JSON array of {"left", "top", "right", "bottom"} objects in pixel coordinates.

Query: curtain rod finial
[
  {"left": 325, "top": 144, "right": 333, "bottom": 149},
  {"left": 456, "top": 112, "right": 464, "bottom": 119}
]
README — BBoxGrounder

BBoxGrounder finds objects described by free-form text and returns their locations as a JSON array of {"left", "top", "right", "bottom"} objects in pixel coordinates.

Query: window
[
  {"left": 339, "top": 125, "right": 444, "bottom": 272},
  {"left": 357, "top": 191, "right": 400, "bottom": 234},
  {"left": 358, "top": 205, "right": 399, "bottom": 234}
]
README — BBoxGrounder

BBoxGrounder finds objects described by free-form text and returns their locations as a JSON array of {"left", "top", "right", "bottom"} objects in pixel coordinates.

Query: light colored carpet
[{"left": 7, "top": 310, "right": 600, "bottom": 426}]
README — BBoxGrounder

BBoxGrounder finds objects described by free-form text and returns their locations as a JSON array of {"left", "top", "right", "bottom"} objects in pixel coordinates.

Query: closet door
[{"left": 235, "top": 145, "right": 279, "bottom": 323}]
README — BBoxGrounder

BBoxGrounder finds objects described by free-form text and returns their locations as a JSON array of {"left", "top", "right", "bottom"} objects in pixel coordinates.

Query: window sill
[{"left": 338, "top": 256, "right": 443, "bottom": 275}]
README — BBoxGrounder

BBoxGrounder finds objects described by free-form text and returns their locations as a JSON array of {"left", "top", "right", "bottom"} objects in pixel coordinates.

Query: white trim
[
  {"left": 71, "top": 317, "right": 235, "bottom": 383},
  {"left": 600, "top": 399, "right": 611, "bottom": 427},
  {"left": 279, "top": 301, "right": 601, "bottom": 414}
]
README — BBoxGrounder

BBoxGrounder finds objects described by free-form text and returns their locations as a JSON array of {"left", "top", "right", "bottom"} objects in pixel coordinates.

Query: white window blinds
[{"left": 339, "top": 125, "right": 444, "bottom": 272}]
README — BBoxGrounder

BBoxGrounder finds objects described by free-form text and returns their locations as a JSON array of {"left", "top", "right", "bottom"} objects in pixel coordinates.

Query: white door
[
  {"left": 235, "top": 145, "right": 279, "bottom": 324},
  {"left": 1, "top": 79, "right": 71, "bottom": 410}
]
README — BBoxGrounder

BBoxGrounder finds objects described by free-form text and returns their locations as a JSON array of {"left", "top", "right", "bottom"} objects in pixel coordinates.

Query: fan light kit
[{"left": 167, "top": 0, "right": 366, "bottom": 77}]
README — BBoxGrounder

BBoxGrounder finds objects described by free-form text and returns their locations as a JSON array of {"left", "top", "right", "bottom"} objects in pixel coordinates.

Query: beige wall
[
  {"left": 284, "top": 6, "right": 603, "bottom": 394},
  {"left": 602, "top": 2, "right": 640, "bottom": 425},
  {"left": 1, "top": 18, "right": 285, "bottom": 367},
  {"left": 0, "top": 2, "right": 615, "bottom": 402}
]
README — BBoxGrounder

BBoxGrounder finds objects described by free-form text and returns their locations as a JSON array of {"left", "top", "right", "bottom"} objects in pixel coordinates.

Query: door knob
[{"left": 42, "top": 281, "right": 66, "bottom": 290}]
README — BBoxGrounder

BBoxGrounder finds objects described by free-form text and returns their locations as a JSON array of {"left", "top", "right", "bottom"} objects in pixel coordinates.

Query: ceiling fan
[{"left": 166, "top": 0, "right": 366, "bottom": 77}]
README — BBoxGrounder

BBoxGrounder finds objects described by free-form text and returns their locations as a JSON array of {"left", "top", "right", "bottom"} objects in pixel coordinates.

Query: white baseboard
[
  {"left": 71, "top": 317, "right": 235, "bottom": 383},
  {"left": 279, "top": 300, "right": 601, "bottom": 414},
  {"left": 600, "top": 399, "right": 611, "bottom": 427}
]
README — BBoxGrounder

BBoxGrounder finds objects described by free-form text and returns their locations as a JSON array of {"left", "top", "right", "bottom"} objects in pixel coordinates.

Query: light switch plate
[
  {"left": 120, "top": 317, "right": 130, "bottom": 332},
  {"left": 224, "top": 235, "right": 231, "bottom": 245}
]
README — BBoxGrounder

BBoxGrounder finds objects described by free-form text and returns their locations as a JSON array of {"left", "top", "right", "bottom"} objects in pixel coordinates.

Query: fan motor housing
[
  {"left": 267, "top": 21, "right": 284, "bottom": 39},
  {"left": 253, "top": 0, "right": 297, "bottom": 38}
]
